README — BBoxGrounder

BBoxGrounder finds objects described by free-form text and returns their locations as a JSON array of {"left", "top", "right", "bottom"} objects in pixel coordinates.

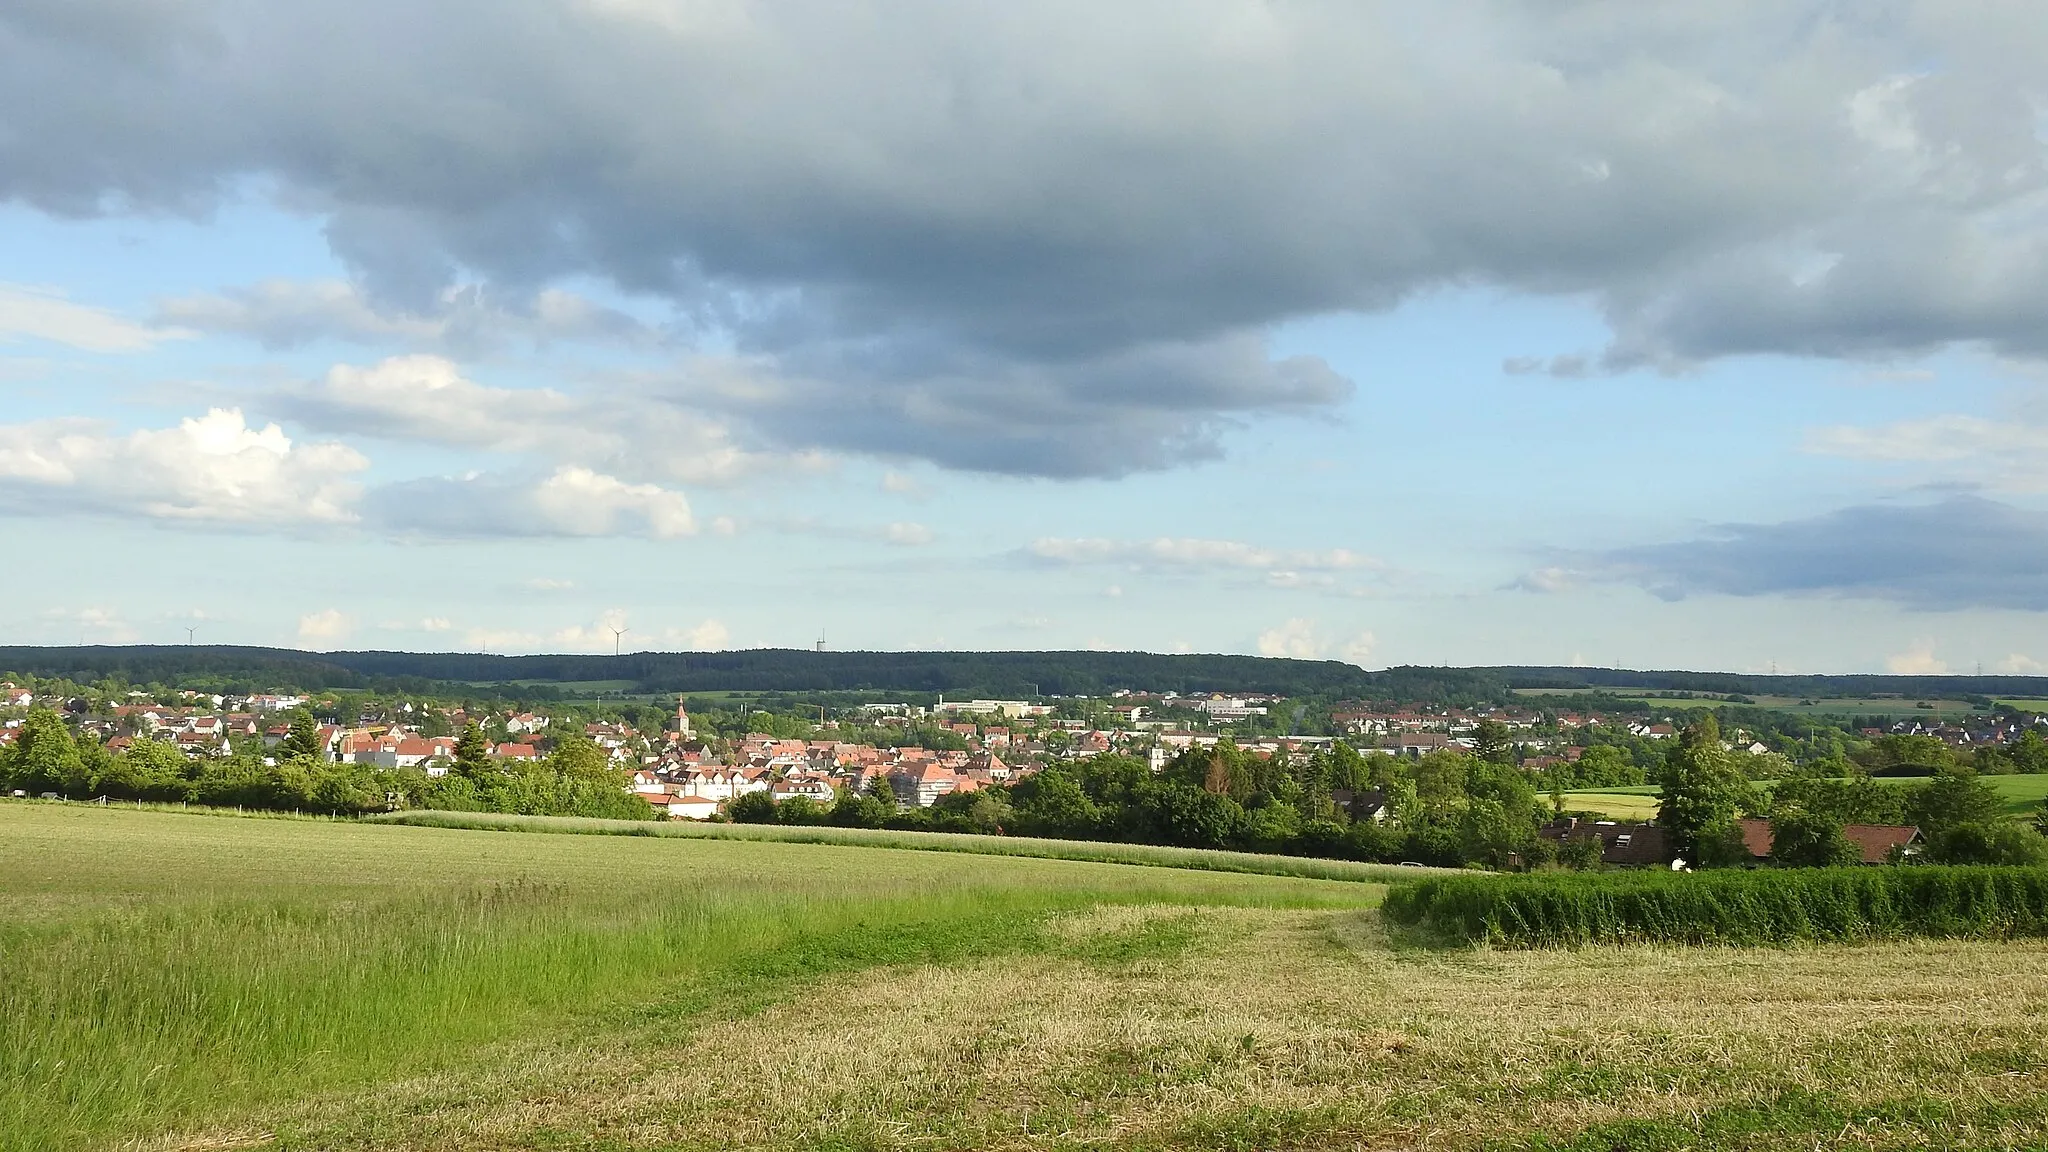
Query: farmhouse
[
  {"left": 1539, "top": 818, "right": 1672, "bottom": 867},
  {"left": 1735, "top": 818, "right": 1920, "bottom": 865}
]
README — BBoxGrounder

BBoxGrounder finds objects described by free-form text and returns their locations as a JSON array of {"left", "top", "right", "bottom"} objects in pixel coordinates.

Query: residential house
[
  {"left": 1539, "top": 818, "right": 1673, "bottom": 867},
  {"left": 1734, "top": 818, "right": 1920, "bottom": 865}
]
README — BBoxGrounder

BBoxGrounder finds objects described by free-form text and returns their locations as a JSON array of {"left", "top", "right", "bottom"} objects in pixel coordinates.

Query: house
[
  {"left": 1539, "top": 818, "right": 1672, "bottom": 867},
  {"left": 492, "top": 742, "right": 541, "bottom": 761},
  {"left": 662, "top": 794, "right": 721, "bottom": 820},
  {"left": 1331, "top": 788, "right": 1392, "bottom": 824},
  {"left": 1734, "top": 818, "right": 1920, "bottom": 865},
  {"left": 965, "top": 751, "right": 1012, "bottom": 781},
  {"left": 890, "top": 763, "right": 960, "bottom": 807},
  {"left": 1388, "top": 732, "right": 1450, "bottom": 758},
  {"left": 770, "top": 777, "right": 837, "bottom": 805}
]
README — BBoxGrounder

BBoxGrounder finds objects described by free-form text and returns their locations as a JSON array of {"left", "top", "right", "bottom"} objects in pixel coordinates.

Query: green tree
[
  {"left": 2010, "top": 730, "right": 2048, "bottom": 775},
  {"left": 1140, "top": 782, "right": 1244, "bottom": 849},
  {"left": 1856, "top": 734, "right": 1953, "bottom": 776},
  {"left": 1570, "top": 744, "right": 1644, "bottom": 788},
  {"left": 1924, "top": 821, "right": 2048, "bottom": 866},
  {"left": 100, "top": 737, "right": 192, "bottom": 801},
  {"left": 2, "top": 707, "right": 84, "bottom": 795},
  {"left": 454, "top": 722, "right": 494, "bottom": 780},
  {"left": 728, "top": 790, "right": 778, "bottom": 823},
  {"left": 1558, "top": 832, "right": 1604, "bottom": 870},
  {"left": 276, "top": 711, "right": 325, "bottom": 762},
  {"left": 1904, "top": 767, "right": 2004, "bottom": 834},
  {"left": 1007, "top": 769, "right": 1101, "bottom": 839},
  {"left": 1472, "top": 720, "right": 1514, "bottom": 766},
  {"left": 1656, "top": 715, "right": 1753, "bottom": 867},
  {"left": 546, "top": 729, "right": 617, "bottom": 781},
  {"left": 1769, "top": 805, "right": 1861, "bottom": 868}
]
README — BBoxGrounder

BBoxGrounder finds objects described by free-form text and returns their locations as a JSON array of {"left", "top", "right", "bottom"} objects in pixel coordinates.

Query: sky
[{"left": 3, "top": 1, "right": 2048, "bottom": 675}]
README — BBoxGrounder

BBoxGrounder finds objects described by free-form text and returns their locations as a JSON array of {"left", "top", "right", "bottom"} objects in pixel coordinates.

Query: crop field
[
  {"left": 1558, "top": 789, "right": 1663, "bottom": 820},
  {"left": 8, "top": 806, "right": 2048, "bottom": 1151}
]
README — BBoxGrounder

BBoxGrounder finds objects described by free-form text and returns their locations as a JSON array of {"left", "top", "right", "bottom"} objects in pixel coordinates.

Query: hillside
[{"left": 6, "top": 645, "right": 2048, "bottom": 704}]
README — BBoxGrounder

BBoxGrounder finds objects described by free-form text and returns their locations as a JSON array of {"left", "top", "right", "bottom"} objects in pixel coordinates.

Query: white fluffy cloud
[
  {"left": 0, "top": 408, "right": 367, "bottom": 527},
  {"left": 884, "top": 521, "right": 933, "bottom": 546},
  {"left": 1029, "top": 536, "right": 1378, "bottom": 573},
  {"left": 0, "top": 283, "right": 190, "bottom": 352},
  {"left": 666, "top": 619, "right": 731, "bottom": 651},
  {"left": 1885, "top": 642, "right": 1948, "bottom": 675},
  {"left": 40, "top": 606, "right": 140, "bottom": 643},
  {"left": 298, "top": 608, "right": 352, "bottom": 644},
  {"left": 1807, "top": 414, "right": 2048, "bottom": 492},
  {"left": 369, "top": 465, "right": 695, "bottom": 540},
  {"left": 1257, "top": 618, "right": 1376, "bottom": 664},
  {"left": 279, "top": 354, "right": 754, "bottom": 486},
  {"left": 1257, "top": 618, "right": 1323, "bottom": 659},
  {"left": 0, "top": 399, "right": 713, "bottom": 542}
]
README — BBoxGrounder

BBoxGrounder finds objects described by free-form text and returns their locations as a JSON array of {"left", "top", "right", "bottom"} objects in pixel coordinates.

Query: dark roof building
[{"left": 1539, "top": 818, "right": 1671, "bottom": 867}]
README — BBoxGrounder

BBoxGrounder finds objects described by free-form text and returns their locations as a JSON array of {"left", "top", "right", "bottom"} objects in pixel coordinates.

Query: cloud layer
[
  {"left": 11, "top": 3, "right": 2048, "bottom": 473},
  {"left": 0, "top": 404, "right": 697, "bottom": 540},
  {"left": 1029, "top": 536, "right": 1379, "bottom": 573},
  {"left": 0, "top": 408, "right": 365, "bottom": 527},
  {"left": 1543, "top": 496, "right": 2048, "bottom": 611}
]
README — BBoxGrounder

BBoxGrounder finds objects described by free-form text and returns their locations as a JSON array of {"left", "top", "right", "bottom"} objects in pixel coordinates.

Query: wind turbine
[
  {"left": 185, "top": 625, "right": 198, "bottom": 645},
  {"left": 610, "top": 625, "right": 630, "bottom": 657}
]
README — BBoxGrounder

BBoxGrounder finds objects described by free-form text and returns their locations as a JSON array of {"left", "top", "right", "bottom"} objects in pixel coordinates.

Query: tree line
[{"left": 0, "top": 708, "right": 649, "bottom": 820}]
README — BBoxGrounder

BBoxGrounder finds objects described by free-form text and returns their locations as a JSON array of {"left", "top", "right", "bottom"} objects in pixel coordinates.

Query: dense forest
[{"left": 8, "top": 646, "right": 2048, "bottom": 703}]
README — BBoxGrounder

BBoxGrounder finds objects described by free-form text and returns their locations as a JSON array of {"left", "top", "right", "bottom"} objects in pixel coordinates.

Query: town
[{"left": 6, "top": 673, "right": 2047, "bottom": 872}]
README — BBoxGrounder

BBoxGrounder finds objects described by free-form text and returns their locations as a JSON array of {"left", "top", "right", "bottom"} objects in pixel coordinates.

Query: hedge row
[{"left": 1381, "top": 865, "right": 2048, "bottom": 947}]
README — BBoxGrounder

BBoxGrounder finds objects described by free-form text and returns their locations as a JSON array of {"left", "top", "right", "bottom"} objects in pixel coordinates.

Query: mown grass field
[
  {"left": 8, "top": 804, "right": 2048, "bottom": 1151},
  {"left": 1563, "top": 775, "right": 2048, "bottom": 822},
  {"left": 367, "top": 808, "right": 1447, "bottom": 883}
]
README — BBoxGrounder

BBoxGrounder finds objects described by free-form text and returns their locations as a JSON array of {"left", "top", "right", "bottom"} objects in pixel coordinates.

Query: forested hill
[
  {"left": 4, "top": 645, "right": 2048, "bottom": 703},
  {"left": 0, "top": 645, "right": 1492, "bottom": 700}
]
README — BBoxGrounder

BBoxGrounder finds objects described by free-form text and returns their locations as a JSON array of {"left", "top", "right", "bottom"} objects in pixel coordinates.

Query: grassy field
[
  {"left": 1559, "top": 790, "right": 1663, "bottom": 820},
  {"left": 1563, "top": 775, "right": 2048, "bottom": 822},
  {"left": 9, "top": 805, "right": 2048, "bottom": 1150},
  {"left": 1514, "top": 687, "right": 1985, "bottom": 718},
  {"left": 368, "top": 809, "right": 1453, "bottom": 883}
]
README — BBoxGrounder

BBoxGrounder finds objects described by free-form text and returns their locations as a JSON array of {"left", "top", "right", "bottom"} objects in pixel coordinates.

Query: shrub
[
  {"left": 1382, "top": 865, "right": 2048, "bottom": 948},
  {"left": 727, "top": 791, "right": 778, "bottom": 824}
]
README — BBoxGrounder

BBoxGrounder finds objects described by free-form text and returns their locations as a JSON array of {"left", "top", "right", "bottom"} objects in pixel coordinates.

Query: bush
[
  {"left": 727, "top": 791, "right": 778, "bottom": 824},
  {"left": 1382, "top": 865, "right": 2048, "bottom": 948}
]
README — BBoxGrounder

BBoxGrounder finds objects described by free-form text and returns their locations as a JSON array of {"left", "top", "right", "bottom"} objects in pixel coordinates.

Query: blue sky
[{"left": 3, "top": 2, "right": 2047, "bottom": 674}]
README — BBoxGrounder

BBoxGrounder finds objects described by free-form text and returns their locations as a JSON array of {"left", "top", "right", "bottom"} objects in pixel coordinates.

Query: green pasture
[
  {"left": 0, "top": 803, "right": 1367, "bottom": 1151},
  {"left": 10, "top": 803, "right": 2048, "bottom": 1151},
  {"left": 369, "top": 809, "right": 1455, "bottom": 883},
  {"left": 1563, "top": 774, "right": 2048, "bottom": 822},
  {"left": 1513, "top": 686, "right": 1985, "bottom": 718}
]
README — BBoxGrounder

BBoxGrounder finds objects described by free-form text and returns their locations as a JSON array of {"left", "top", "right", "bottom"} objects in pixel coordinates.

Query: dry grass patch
[{"left": 255, "top": 907, "right": 2048, "bottom": 1151}]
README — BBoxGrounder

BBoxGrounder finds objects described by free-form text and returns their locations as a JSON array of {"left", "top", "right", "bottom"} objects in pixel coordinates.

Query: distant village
[{"left": 5, "top": 679, "right": 2042, "bottom": 828}]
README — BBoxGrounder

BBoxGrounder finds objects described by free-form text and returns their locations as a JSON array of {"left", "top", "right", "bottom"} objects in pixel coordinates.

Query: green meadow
[
  {"left": 8, "top": 803, "right": 2048, "bottom": 1151},
  {"left": 1563, "top": 774, "right": 2048, "bottom": 822}
]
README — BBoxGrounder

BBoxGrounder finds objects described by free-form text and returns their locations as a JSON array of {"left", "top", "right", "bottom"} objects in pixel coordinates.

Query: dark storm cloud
[
  {"left": 1552, "top": 496, "right": 2048, "bottom": 611},
  {"left": 6, "top": 2, "right": 2048, "bottom": 472}
]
